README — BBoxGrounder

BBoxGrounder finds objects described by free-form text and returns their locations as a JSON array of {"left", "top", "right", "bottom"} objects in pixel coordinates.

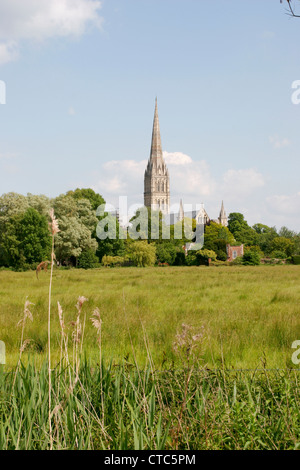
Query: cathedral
[{"left": 144, "top": 99, "right": 228, "bottom": 227}]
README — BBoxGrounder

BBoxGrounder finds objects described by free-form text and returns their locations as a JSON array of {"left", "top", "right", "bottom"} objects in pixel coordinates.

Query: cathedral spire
[
  {"left": 150, "top": 98, "right": 164, "bottom": 166},
  {"left": 218, "top": 201, "right": 228, "bottom": 227},
  {"left": 144, "top": 99, "right": 170, "bottom": 214},
  {"left": 178, "top": 199, "right": 184, "bottom": 222}
]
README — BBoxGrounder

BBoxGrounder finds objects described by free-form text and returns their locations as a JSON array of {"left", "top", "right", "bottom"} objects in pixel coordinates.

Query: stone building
[
  {"left": 144, "top": 98, "right": 170, "bottom": 214},
  {"left": 144, "top": 99, "right": 228, "bottom": 227},
  {"left": 226, "top": 244, "right": 244, "bottom": 262}
]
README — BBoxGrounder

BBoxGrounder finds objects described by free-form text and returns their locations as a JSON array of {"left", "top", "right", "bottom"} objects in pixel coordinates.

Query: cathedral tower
[
  {"left": 144, "top": 99, "right": 170, "bottom": 214},
  {"left": 218, "top": 201, "right": 228, "bottom": 227}
]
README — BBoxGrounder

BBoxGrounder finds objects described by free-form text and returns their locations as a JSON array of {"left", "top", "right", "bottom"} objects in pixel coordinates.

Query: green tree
[
  {"left": 53, "top": 195, "right": 98, "bottom": 265},
  {"left": 126, "top": 241, "right": 156, "bottom": 267},
  {"left": 242, "top": 251, "right": 260, "bottom": 266},
  {"left": 270, "top": 237, "right": 295, "bottom": 257},
  {"left": 196, "top": 249, "right": 217, "bottom": 265},
  {"left": 96, "top": 213, "right": 126, "bottom": 260},
  {"left": 203, "top": 222, "right": 235, "bottom": 260},
  {"left": 228, "top": 213, "right": 258, "bottom": 245},
  {"left": 78, "top": 249, "right": 99, "bottom": 269},
  {"left": 66, "top": 188, "right": 105, "bottom": 212},
  {"left": 156, "top": 242, "right": 177, "bottom": 265},
  {"left": 253, "top": 223, "right": 278, "bottom": 255},
  {"left": 0, "top": 208, "right": 51, "bottom": 269}
]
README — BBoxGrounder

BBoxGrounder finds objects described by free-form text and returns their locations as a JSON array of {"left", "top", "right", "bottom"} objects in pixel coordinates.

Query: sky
[{"left": 0, "top": 0, "right": 299, "bottom": 231}]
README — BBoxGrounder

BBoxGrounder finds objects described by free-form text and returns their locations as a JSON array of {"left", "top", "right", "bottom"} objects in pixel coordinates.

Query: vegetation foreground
[
  {"left": 1, "top": 265, "right": 300, "bottom": 450},
  {"left": 1, "top": 362, "right": 300, "bottom": 450}
]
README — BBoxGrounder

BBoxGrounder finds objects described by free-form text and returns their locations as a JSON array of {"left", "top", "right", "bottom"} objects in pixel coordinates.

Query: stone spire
[
  {"left": 218, "top": 201, "right": 228, "bottom": 227},
  {"left": 144, "top": 99, "right": 170, "bottom": 214},
  {"left": 150, "top": 97, "right": 164, "bottom": 167},
  {"left": 178, "top": 199, "right": 184, "bottom": 222}
]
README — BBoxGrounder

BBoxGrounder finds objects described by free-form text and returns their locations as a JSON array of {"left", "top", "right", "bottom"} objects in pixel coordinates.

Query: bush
[
  {"left": 215, "top": 250, "right": 227, "bottom": 262},
  {"left": 292, "top": 255, "right": 300, "bottom": 265},
  {"left": 173, "top": 251, "right": 186, "bottom": 266},
  {"left": 102, "top": 255, "right": 125, "bottom": 267},
  {"left": 155, "top": 243, "right": 177, "bottom": 265},
  {"left": 78, "top": 249, "right": 99, "bottom": 269},
  {"left": 196, "top": 249, "right": 217, "bottom": 266},
  {"left": 242, "top": 251, "right": 260, "bottom": 266},
  {"left": 186, "top": 251, "right": 197, "bottom": 266},
  {"left": 126, "top": 242, "right": 156, "bottom": 267},
  {"left": 271, "top": 250, "right": 287, "bottom": 260},
  {"left": 230, "top": 256, "right": 243, "bottom": 266}
]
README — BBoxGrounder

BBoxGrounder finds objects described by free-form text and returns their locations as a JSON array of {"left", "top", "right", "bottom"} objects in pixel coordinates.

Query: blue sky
[{"left": 0, "top": 0, "right": 299, "bottom": 230}]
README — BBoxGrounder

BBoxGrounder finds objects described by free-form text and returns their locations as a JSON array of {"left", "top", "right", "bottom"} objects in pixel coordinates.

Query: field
[
  {"left": 1, "top": 265, "right": 300, "bottom": 450},
  {"left": 1, "top": 265, "right": 300, "bottom": 368}
]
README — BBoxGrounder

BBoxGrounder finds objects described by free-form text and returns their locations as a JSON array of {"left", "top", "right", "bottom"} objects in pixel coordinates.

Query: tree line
[{"left": 0, "top": 189, "right": 299, "bottom": 270}]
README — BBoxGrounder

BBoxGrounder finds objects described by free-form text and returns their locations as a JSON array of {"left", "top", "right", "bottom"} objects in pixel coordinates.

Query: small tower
[
  {"left": 144, "top": 99, "right": 170, "bottom": 214},
  {"left": 218, "top": 201, "right": 228, "bottom": 227},
  {"left": 177, "top": 199, "right": 184, "bottom": 222}
]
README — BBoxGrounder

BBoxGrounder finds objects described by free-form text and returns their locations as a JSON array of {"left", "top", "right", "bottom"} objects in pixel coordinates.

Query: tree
[
  {"left": 53, "top": 195, "right": 99, "bottom": 265},
  {"left": 203, "top": 222, "right": 235, "bottom": 260},
  {"left": 156, "top": 242, "right": 177, "bottom": 265},
  {"left": 54, "top": 215, "right": 97, "bottom": 265},
  {"left": 228, "top": 213, "right": 258, "bottom": 246},
  {"left": 278, "top": 226, "right": 297, "bottom": 239},
  {"left": 253, "top": 224, "right": 278, "bottom": 256},
  {"left": 196, "top": 249, "right": 217, "bottom": 266},
  {"left": 0, "top": 208, "right": 51, "bottom": 269},
  {"left": 242, "top": 251, "right": 261, "bottom": 266},
  {"left": 281, "top": 0, "right": 300, "bottom": 18},
  {"left": 66, "top": 188, "right": 105, "bottom": 212},
  {"left": 26, "top": 193, "right": 51, "bottom": 217},
  {"left": 78, "top": 249, "right": 99, "bottom": 269},
  {"left": 126, "top": 241, "right": 156, "bottom": 267},
  {"left": 96, "top": 212, "right": 126, "bottom": 261},
  {"left": 270, "top": 237, "right": 295, "bottom": 257}
]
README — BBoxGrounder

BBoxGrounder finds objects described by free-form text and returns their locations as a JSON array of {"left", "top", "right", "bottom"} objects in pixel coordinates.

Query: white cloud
[
  {"left": 0, "top": 0, "right": 103, "bottom": 64},
  {"left": 269, "top": 135, "right": 291, "bottom": 149},
  {"left": 92, "top": 154, "right": 216, "bottom": 208},
  {"left": 0, "top": 41, "right": 18, "bottom": 65},
  {"left": 93, "top": 159, "right": 147, "bottom": 198},
  {"left": 163, "top": 151, "right": 192, "bottom": 165},
  {"left": 68, "top": 106, "right": 76, "bottom": 116},
  {"left": 267, "top": 192, "right": 300, "bottom": 216},
  {"left": 222, "top": 168, "right": 265, "bottom": 200}
]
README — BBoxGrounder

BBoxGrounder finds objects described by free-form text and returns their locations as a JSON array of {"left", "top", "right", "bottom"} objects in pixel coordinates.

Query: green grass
[
  {"left": 1, "top": 265, "right": 300, "bottom": 450},
  {"left": 1, "top": 265, "right": 300, "bottom": 369},
  {"left": 1, "top": 361, "right": 300, "bottom": 450}
]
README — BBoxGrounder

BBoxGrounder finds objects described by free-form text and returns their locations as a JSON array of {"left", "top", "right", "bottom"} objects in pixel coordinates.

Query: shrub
[
  {"left": 78, "top": 249, "right": 99, "bottom": 269},
  {"left": 126, "top": 242, "right": 156, "bottom": 267},
  {"left": 186, "top": 251, "right": 197, "bottom": 266},
  {"left": 242, "top": 251, "right": 260, "bottom": 266},
  {"left": 230, "top": 256, "right": 243, "bottom": 266},
  {"left": 215, "top": 250, "right": 227, "bottom": 262},
  {"left": 155, "top": 243, "right": 177, "bottom": 265},
  {"left": 196, "top": 249, "right": 217, "bottom": 266},
  {"left": 173, "top": 251, "right": 186, "bottom": 266},
  {"left": 271, "top": 250, "right": 287, "bottom": 260},
  {"left": 292, "top": 255, "right": 300, "bottom": 265},
  {"left": 102, "top": 255, "right": 125, "bottom": 267}
]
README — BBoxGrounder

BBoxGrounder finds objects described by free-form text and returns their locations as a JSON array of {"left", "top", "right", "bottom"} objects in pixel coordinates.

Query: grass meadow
[
  {"left": 1, "top": 265, "right": 300, "bottom": 450},
  {"left": 1, "top": 265, "right": 300, "bottom": 369}
]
